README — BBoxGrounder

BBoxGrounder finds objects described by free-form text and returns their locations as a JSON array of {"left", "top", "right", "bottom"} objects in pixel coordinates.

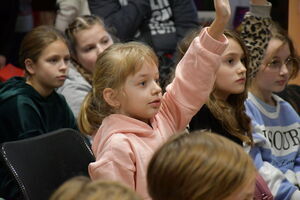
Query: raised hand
[
  {"left": 214, "top": 0, "right": 231, "bottom": 23},
  {"left": 208, "top": 0, "right": 231, "bottom": 40}
]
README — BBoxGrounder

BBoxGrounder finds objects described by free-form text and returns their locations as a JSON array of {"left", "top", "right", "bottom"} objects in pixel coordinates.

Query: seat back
[{"left": 0, "top": 128, "right": 95, "bottom": 200}]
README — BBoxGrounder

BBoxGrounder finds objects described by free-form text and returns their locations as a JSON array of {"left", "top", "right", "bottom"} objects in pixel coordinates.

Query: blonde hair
[
  {"left": 147, "top": 130, "right": 256, "bottom": 200},
  {"left": 50, "top": 176, "right": 142, "bottom": 200},
  {"left": 19, "top": 25, "right": 68, "bottom": 75},
  {"left": 78, "top": 42, "right": 158, "bottom": 135},
  {"left": 65, "top": 15, "right": 110, "bottom": 84}
]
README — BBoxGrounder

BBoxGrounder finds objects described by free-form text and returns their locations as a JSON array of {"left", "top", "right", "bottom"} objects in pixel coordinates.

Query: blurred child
[
  {"left": 50, "top": 176, "right": 141, "bottom": 200},
  {"left": 241, "top": 0, "right": 300, "bottom": 199},
  {"left": 147, "top": 130, "right": 257, "bottom": 200},
  {"left": 57, "top": 15, "right": 114, "bottom": 118},
  {"left": 78, "top": 0, "right": 231, "bottom": 198},
  {"left": 0, "top": 25, "right": 77, "bottom": 199}
]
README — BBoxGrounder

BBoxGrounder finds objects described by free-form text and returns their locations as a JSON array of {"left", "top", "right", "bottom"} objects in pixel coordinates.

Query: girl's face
[
  {"left": 74, "top": 23, "right": 113, "bottom": 73},
  {"left": 115, "top": 62, "right": 162, "bottom": 124},
  {"left": 253, "top": 38, "right": 291, "bottom": 96},
  {"left": 28, "top": 40, "right": 70, "bottom": 96},
  {"left": 214, "top": 38, "right": 246, "bottom": 100}
]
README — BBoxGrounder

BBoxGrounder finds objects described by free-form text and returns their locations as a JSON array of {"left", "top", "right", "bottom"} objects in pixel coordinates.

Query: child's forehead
[
  {"left": 131, "top": 62, "right": 159, "bottom": 77},
  {"left": 265, "top": 38, "right": 289, "bottom": 59}
]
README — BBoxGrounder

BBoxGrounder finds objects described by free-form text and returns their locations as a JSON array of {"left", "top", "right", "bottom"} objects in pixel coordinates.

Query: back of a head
[
  {"left": 147, "top": 131, "right": 256, "bottom": 200},
  {"left": 50, "top": 176, "right": 142, "bottom": 200}
]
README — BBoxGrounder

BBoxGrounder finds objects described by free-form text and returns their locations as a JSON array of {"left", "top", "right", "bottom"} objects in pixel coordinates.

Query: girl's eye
[
  {"left": 48, "top": 58, "right": 58, "bottom": 64},
  {"left": 241, "top": 57, "right": 246, "bottom": 65},
  {"left": 101, "top": 39, "right": 109, "bottom": 45},
  {"left": 84, "top": 46, "right": 95, "bottom": 52},
  {"left": 140, "top": 81, "right": 146, "bottom": 86},
  {"left": 64, "top": 57, "right": 71, "bottom": 64},
  {"left": 227, "top": 58, "right": 234, "bottom": 64}
]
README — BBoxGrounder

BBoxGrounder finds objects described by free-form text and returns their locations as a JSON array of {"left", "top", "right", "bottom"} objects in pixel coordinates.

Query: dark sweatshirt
[
  {"left": 0, "top": 77, "right": 77, "bottom": 199},
  {"left": 88, "top": 0, "right": 199, "bottom": 54}
]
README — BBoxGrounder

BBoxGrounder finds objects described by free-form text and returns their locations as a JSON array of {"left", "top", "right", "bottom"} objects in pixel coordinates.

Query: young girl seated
[
  {"left": 57, "top": 15, "right": 114, "bottom": 118},
  {"left": 50, "top": 176, "right": 141, "bottom": 200},
  {"left": 147, "top": 130, "right": 257, "bottom": 200},
  {"left": 0, "top": 25, "right": 77, "bottom": 199},
  {"left": 241, "top": 0, "right": 300, "bottom": 199},
  {"left": 78, "top": 0, "right": 231, "bottom": 198}
]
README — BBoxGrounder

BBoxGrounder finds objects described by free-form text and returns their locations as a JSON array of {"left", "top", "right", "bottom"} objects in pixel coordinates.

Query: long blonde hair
[
  {"left": 147, "top": 131, "right": 256, "bottom": 200},
  {"left": 50, "top": 176, "right": 142, "bottom": 200},
  {"left": 78, "top": 42, "right": 158, "bottom": 135}
]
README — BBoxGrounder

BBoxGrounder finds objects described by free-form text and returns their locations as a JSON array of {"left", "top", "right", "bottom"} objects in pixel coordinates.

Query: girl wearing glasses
[{"left": 241, "top": 0, "right": 300, "bottom": 199}]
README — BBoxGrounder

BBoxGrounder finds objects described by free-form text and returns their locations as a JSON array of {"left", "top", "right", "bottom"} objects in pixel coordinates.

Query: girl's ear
[
  {"left": 103, "top": 88, "right": 120, "bottom": 108},
  {"left": 24, "top": 58, "right": 35, "bottom": 75}
]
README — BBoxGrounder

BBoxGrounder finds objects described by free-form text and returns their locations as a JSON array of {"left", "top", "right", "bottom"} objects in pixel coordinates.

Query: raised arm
[
  {"left": 159, "top": 0, "right": 230, "bottom": 133},
  {"left": 208, "top": 0, "right": 231, "bottom": 40}
]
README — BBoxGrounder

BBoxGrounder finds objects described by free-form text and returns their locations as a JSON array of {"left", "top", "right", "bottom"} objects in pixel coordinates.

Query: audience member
[
  {"left": 88, "top": 0, "right": 199, "bottom": 89},
  {"left": 147, "top": 131, "right": 257, "bottom": 200},
  {"left": 55, "top": 0, "right": 90, "bottom": 32},
  {"left": 189, "top": 29, "right": 252, "bottom": 146},
  {"left": 241, "top": 0, "right": 300, "bottom": 199},
  {"left": 57, "top": 15, "right": 113, "bottom": 118},
  {"left": 50, "top": 176, "right": 142, "bottom": 200},
  {"left": 0, "top": 26, "right": 77, "bottom": 199},
  {"left": 78, "top": 0, "right": 230, "bottom": 198},
  {"left": 176, "top": 28, "right": 272, "bottom": 199}
]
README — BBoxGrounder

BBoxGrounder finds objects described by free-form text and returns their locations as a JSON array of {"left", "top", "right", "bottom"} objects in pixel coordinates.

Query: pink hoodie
[{"left": 89, "top": 28, "right": 228, "bottom": 199}]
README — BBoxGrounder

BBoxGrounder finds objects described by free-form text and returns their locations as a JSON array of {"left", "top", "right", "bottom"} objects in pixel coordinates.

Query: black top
[{"left": 189, "top": 104, "right": 243, "bottom": 146}]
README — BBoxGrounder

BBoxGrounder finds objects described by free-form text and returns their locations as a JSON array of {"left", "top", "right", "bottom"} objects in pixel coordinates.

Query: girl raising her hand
[{"left": 79, "top": 0, "right": 231, "bottom": 199}]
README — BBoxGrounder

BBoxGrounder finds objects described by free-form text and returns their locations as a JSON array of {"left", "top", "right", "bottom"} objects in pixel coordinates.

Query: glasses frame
[{"left": 265, "top": 57, "right": 298, "bottom": 73}]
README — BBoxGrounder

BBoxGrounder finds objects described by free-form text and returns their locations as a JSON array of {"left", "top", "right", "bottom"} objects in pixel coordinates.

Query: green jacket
[{"left": 0, "top": 77, "right": 77, "bottom": 199}]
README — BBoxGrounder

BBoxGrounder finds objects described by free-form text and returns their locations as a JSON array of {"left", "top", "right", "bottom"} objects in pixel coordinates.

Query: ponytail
[{"left": 78, "top": 92, "right": 101, "bottom": 135}]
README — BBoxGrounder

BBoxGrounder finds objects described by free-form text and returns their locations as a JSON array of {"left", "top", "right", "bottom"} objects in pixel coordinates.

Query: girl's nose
[
  {"left": 237, "top": 62, "right": 246, "bottom": 74},
  {"left": 96, "top": 44, "right": 105, "bottom": 55},
  {"left": 280, "top": 63, "right": 289, "bottom": 75},
  {"left": 152, "top": 81, "right": 162, "bottom": 95}
]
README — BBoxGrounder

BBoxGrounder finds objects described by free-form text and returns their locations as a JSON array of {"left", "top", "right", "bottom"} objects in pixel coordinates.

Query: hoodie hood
[
  {"left": 98, "top": 114, "right": 155, "bottom": 137},
  {"left": 92, "top": 114, "right": 156, "bottom": 152},
  {"left": 0, "top": 77, "right": 38, "bottom": 103}
]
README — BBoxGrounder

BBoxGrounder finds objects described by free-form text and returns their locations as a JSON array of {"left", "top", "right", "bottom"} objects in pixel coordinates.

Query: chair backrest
[{"left": 0, "top": 128, "right": 95, "bottom": 200}]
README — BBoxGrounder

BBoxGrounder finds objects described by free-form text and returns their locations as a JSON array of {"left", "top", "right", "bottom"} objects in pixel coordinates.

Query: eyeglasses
[{"left": 266, "top": 57, "right": 298, "bottom": 73}]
